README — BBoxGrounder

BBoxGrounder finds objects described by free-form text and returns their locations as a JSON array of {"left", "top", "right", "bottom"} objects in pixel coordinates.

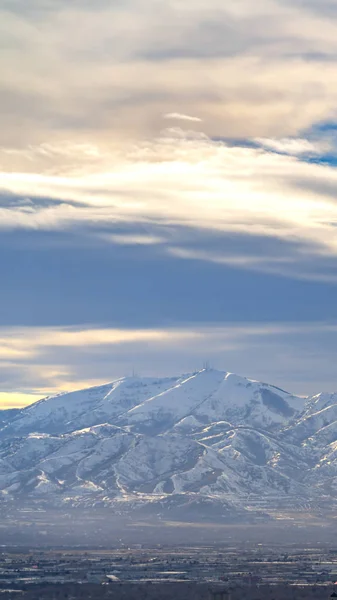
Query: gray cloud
[
  {"left": 2, "top": 0, "right": 337, "bottom": 151},
  {"left": 2, "top": 0, "right": 337, "bottom": 403},
  {"left": 2, "top": 133, "right": 337, "bottom": 276},
  {"left": 285, "top": 0, "right": 337, "bottom": 18},
  {"left": 3, "top": 323, "right": 337, "bottom": 402}
]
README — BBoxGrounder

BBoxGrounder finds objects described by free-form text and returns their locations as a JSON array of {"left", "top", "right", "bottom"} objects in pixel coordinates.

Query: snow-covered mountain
[{"left": 1, "top": 369, "right": 337, "bottom": 521}]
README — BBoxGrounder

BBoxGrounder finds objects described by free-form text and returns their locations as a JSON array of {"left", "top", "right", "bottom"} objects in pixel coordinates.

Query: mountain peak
[{"left": 1, "top": 369, "right": 337, "bottom": 521}]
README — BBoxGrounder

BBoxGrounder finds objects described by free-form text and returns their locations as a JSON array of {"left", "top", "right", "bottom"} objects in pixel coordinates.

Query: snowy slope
[
  {"left": 0, "top": 368, "right": 337, "bottom": 519},
  {"left": 123, "top": 370, "right": 305, "bottom": 433},
  {"left": 0, "top": 409, "right": 19, "bottom": 429},
  {"left": 0, "top": 376, "right": 182, "bottom": 436}
]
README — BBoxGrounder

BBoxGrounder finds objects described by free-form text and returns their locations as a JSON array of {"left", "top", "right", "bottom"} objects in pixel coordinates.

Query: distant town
[{"left": 2, "top": 540, "right": 337, "bottom": 599}]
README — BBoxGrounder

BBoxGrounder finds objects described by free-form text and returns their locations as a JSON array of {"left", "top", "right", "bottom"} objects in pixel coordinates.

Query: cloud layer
[
  {"left": 2, "top": 0, "right": 337, "bottom": 151},
  {"left": 3, "top": 322, "right": 337, "bottom": 407},
  {"left": 2, "top": 0, "right": 337, "bottom": 402},
  {"left": 2, "top": 131, "right": 337, "bottom": 284}
]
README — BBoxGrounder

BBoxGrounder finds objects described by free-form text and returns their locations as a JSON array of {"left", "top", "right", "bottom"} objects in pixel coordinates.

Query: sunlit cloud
[
  {"left": 3, "top": 0, "right": 337, "bottom": 153},
  {"left": 2, "top": 131, "right": 337, "bottom": 283},
  {"left": 253, "top": 137, "right": 327, "bottom": 156},
  {"left": 0, "top": 326, "right": 201, "bottom": 355},
  {"left": 3, "top": 0, "right": 337, "bottom": 401},
  {"left": 0, "top": 392, "right": 43, "bottom": 409},
  {"left": 100, "top": 233, "right": 165, "bottom": 246},
  {"left": 2, "top": 322, "right": 337, "bottom": 406},
  {"left": 164, "top": 113, "right": 203, "bottom": 123}
]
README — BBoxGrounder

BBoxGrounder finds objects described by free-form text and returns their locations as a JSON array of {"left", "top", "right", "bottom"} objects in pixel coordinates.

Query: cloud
[
  {"left": 100, "top": 233, "right": 165, "bottom": 245},
  {"left": 253, "top": 137, "right": 327, "bottom": 156},
  {"left": 3, "top": 0, "right": 337, "bottom": 402},
  {"left": 3, "top": 0, "right": 337, "bottom": 152},
  {"left": 167, "top": 245, "right": 337, "bottom": 284},
  {"left": 2, "top": 131, "right": 337, "bottom": 285},
  {"left": 0, "top": 327, "right": 201, "bottom": 368},
  {"left": 164, "top": 113, "right": 203, "bottom": 123},
  {"left": 0, "top": 392, "right": 43, "bottom": 409},
  {"left": 2, "top": 322, "right": 337, "bottom": 404}
]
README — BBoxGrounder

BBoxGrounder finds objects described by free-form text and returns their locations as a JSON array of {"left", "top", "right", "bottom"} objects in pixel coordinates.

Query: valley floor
[
  {"left": 2, "top": 532, "right": 337, "bottom": 597},
  {"left": 1, "top": 583, "right": 336, "bottom": 600}
]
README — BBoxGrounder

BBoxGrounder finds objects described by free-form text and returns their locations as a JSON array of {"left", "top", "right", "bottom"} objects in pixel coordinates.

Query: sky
[{"left": 2, "top": 1, "right": 337, "bottom": 407}]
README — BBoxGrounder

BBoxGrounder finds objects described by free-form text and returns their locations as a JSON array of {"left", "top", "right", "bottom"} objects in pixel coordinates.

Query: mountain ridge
[{"left": 1, "top": 368, "right": 337, "bottom": 522}]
